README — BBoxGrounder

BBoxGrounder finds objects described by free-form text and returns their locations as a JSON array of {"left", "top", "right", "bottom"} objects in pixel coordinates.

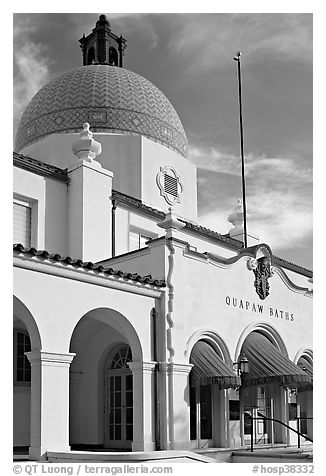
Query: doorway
[
  {"left": 190, "top": 384, "right": 213, "bottom": 448},
  {"left": 104, "top": 345, "right": 133, "bottom": 449}
]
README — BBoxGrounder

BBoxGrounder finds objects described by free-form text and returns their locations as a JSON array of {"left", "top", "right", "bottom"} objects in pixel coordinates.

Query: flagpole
[{"left": 233, "top": 51, "right": 248, "bottom": 248}]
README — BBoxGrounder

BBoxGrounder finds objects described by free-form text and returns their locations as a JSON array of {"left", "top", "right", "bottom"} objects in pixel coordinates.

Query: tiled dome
[{"left": 15, "top": 65, "right": 188, "bottom": 157}]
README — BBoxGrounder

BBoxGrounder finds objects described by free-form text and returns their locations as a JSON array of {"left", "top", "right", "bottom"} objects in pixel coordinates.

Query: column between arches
[
  {"left": 127, "top": 361, "right": 157, "bottom": 451},
  {"left": 26, "top": 350, "right": 75, "bottom": 460}
]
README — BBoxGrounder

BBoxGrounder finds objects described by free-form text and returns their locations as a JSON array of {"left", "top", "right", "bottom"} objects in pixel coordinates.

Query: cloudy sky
[{"left": 13, "top": 11, "right": 313, "bottom": 269}]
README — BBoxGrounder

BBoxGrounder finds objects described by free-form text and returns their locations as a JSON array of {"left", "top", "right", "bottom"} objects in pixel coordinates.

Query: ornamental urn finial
[
  {"left": 228, "top": 198, "right": 244, "bottom": 238},
  {"left": 71, "top": 123, "right": 102, "bottom": 163}
]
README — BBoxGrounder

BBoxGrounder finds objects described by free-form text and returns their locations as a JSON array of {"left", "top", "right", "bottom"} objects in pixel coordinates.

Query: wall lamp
[{"left": 235, "top": 353, "right": 249, "bottom": 375}]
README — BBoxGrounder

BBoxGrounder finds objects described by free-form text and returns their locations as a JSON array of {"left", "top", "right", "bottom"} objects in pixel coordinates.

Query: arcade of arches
[{"left": 13, "top": 299, "right": 313, "bottom": 454}]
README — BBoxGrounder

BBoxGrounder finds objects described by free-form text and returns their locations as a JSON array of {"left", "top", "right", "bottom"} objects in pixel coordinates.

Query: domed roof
[{"left": 15, "top": 65, "right": 188, "bottom": 157}]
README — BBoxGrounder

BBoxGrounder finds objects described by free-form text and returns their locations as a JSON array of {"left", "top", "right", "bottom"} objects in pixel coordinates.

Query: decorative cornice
[
  {"left": 112, "top": 189, "right": 313, "bottom": 276},
  {"left": 183, "top": 246, "right": 312, "bottom": 295},
  {"left": 182, "top": 221, "right": 243, "bottom": 249},
  {"left": 13, "top": 151, "right": 70, "bottom": 183},
  {"left": 273, "top": 255, "right": 312, "bottom": 278},
  {"left": 271, "top": 267, "right": 313, "bottom": 296},
  {"left": 127, "top": 361, "right": 156, "bottom": 373},
  {"left": 159, "top": 362, "right": 194, "bottom": 375},
  {"left": 25, "top": 351, "right": 75, "bottom": 365},
  {"left": 111, "top": 190, "right": 244, "bottom": 248},
  {"left": 111, "top": 190, "right": 165, "bottom": 220}
]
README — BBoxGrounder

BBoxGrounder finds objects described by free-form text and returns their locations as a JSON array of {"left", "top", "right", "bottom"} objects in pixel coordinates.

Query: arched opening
[
  {"left": 293, "top": 351, "right": 313, "bottom": 440},
  {"left": 109, "top": 46, "right": 118, "bottom": 66},
  {"left": 238, "top": 331, "right": 311, "bottom": 446},
  {"left": 87, "top": 46, "right": 95, "bottom": 65},
  {"left": 13, "top": 296, "right": 41, "bottom": 455},
  {"left": 69, "top": 308, "right": 142, "bottom": 450},
  {"left": 188, "top": 337, "right": 239, "bottom": 449}
]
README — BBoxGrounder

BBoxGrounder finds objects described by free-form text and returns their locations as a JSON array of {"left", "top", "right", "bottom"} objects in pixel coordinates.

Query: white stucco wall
[
  {"left": 14, "top": 167, "right": 68, "bottom": 255},
  {"left": 13, "top": 264, "right": 158, "bottom": 360},
  {"left": 168, "top": 243, "right": 312, "bottom": 364},
  {"left": 22, "top": 133, "right": 198, "bottom": 223},
  {"left": 104, "top": 241, "right": 167, "bottom": 282},
  {"left": 22, "top": 133, "right": 142, "bottom": 199},
  {"left": 141, "top": 137, "right": 197, "bottom": 222},
  {"left": 67, "top": 161, "right": 113, "bottom": 262},
  {"left": 97, "top": 233, "right": 312, "bottom": 368}
]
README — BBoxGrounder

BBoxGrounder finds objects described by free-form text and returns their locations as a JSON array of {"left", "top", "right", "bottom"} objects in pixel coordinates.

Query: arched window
[
  {"left": 109, "top": 47, "right": 119, "bottom": 66},
  {"left": 87, "top": 47, "right": 95, "bottom": 65},
  {"left": 110, "top": 345, "right": 132, "bottom": 369}
]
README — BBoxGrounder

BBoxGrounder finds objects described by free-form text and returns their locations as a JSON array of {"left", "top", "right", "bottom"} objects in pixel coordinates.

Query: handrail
[{"left": 250, "top": 415, "right": 313, "bottom": 452}]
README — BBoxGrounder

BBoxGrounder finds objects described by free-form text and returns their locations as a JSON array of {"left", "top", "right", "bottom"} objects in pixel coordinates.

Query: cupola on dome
[{"left": 15, "top": 65, "right": 188, "bottom": 157}]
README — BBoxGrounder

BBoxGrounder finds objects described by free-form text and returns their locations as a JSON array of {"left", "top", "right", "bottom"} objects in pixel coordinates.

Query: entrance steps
[
  {"left": 46, "top": 450, "right": 217, "bottom": 463},
  {"left": 14, "top": 445, "right": 313, "bottom": 464},
  {"left": 195, "top": 443, "right": 313, "bottom": 463}
]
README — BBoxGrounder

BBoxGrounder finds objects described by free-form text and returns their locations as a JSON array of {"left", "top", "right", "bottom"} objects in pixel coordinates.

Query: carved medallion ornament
[
  {"left": 156, "top": 166, "right": 183, "bottom": 205},
  {"left": 253, "top": 257, "right": 272, "bottom": 300}
]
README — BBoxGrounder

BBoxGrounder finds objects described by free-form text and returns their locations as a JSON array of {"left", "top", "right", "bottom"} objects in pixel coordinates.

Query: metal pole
[
  {"left": 270, "top": 397, "right": 275, "bottom": 445},
  {"left": 297, "top": 403, "right": 301, "bottom": 449},
  {"left": 233, "top": 52, "right": 248, "bottom": 248}
]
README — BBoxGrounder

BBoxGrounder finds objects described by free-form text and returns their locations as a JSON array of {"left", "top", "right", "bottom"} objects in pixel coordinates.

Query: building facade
[{"left": 13, "top": 15, "right": 313, "bottom": 461}]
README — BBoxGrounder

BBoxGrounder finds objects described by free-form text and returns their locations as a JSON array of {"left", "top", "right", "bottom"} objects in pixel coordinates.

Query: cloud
[
  {"left": 168, "top": 13, "right": 312, "bottom": 72},
  {"left": 112, "top": 13, "right": 159, "bottom": 50},
  {"left": 13, "top": 17, "right": 52, "bottom": 134},
  {"left": 189, "top": 145, "right": 312, "bottom": 183},
  {"left": 247, "top": 190, "right": 312, "bottom": 249},
  {"left": 198, "top": 189, "right": 312, "bottom": 251},
  {"left": 192, "top": 143, "right": 312, "bottom": 252}
]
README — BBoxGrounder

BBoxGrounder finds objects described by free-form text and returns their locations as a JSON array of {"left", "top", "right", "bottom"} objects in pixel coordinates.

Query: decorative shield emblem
[{"left": 253, "top": 257, "right": 272, "bottom": 300}]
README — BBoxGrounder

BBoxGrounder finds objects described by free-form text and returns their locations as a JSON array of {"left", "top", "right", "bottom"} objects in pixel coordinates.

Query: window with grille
[
  {"left": 156, "top": 166, "right": 183, "bottom": 205},
  {"left": 13, "top": 330, "right": 31, "bottom": 384},
  {"left": 110, "top": 346, "right": 132, "bottom": 370},
  {"left": 14, "top": 200, "right": 32, "bottom": 247}
]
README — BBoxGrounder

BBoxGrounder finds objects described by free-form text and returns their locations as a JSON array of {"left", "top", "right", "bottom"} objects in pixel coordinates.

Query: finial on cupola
[{"left": 79, "top": 14, "right": 127, "bottom": 67}]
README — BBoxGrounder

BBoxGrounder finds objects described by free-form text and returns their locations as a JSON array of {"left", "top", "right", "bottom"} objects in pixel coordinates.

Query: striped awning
[
  {"left": 241, "top": 332, "right": 312, "bottom": 388},
  {"left": 297, "top": 356, "right": 313, "bottom": 379},
  {"left": 297, "top": 356, "right": 313, "bottom": 392},
  {"left": 190, "top": 340, "right": 241, "bottom": 389}
]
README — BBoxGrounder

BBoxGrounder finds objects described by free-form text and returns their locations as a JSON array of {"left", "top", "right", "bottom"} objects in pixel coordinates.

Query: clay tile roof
[{"left": 13, "top": 243, "right": 166, "bottom": 288}]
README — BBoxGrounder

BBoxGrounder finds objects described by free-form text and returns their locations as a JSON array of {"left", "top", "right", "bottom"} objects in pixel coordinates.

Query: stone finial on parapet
[
  {"left": 71, "top": 123, "right": 102, "bottom": 164},
  {"left": 228, "top": 199, "right": 259, "bottom": 245},
  {"left": 228, "top": 198, "right": 244, "bottom": 240}
]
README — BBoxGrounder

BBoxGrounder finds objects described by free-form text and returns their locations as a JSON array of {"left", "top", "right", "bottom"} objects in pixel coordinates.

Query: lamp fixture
[{"left": 235, "top": 353, "right": 249, "bottom": 375}]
